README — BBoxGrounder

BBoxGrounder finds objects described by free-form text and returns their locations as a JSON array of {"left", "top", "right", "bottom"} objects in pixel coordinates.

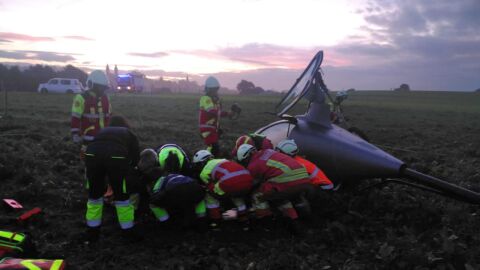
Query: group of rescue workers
[{"left": 71, "top": 70, "right": 333, "bottom": 242}]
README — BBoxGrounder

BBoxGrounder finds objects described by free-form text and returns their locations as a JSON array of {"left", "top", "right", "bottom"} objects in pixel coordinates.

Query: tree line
[{"left": 0, "top": 64, "right": 87, "bottom": 92}]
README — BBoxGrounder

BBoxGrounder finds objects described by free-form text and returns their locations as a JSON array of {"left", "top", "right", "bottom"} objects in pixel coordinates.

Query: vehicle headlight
[
  {"left": 127, "top": 86, "right": 131, "bottom": 90},
  {"left": 117, "top": 86, "right": 121, "bottom": 90}
]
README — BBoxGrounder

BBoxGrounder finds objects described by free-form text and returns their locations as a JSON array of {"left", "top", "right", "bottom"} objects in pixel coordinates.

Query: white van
[{"left": 38, "top": 78, "right": 84, "bottom": 94}]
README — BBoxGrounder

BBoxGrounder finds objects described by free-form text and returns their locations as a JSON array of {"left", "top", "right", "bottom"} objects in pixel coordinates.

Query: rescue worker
[
  {"left": 156, "top": 144, "right": 191, "bottom": 176},
  {"left": 71, "top": 70, "right": 111, "bottom": 155},
  {"left": 231, "top": 133, "right": 273, "bottom": 159},
  {"left": 137, "top": 148, "right": 162, "bottom": 182},
  {"left": 275, "top": 139, "right": 333, "bottom": 190},
  {"left": 149, "top": 174, "right": 207, "bottom": 229},
  {"left": 192, "top": 150, "right": 253, "bottom": 224},
  {"left": 84, "top": 116, "right": 139, "bottom": 241},
  {"left": 198, "top": 76, "right": 232, "bottom": 157},
  {"left": 237, "top": 144, "right": 313, "bottom": 234}
]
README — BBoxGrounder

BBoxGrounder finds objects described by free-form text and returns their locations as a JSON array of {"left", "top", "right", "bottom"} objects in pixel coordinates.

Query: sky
[{"left": 0, "top": 0, "right": 479, "bottom": 91}]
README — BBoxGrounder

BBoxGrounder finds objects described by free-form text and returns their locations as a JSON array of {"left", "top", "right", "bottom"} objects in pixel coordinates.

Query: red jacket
[
  {"left": 247, "top": 149, "right": 309, "bottom": 184},
  {"left": 200, "top": 159, "right": 253, "bottom": 195},
  {"left": 198, "top": 95, "right": 228, "bottom": 134},
  {"left": 71, "top": 91, "right": 111, "bottom": 142}
]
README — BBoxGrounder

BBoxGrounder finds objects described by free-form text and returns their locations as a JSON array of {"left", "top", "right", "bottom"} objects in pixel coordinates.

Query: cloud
[
  {"left": 0, "top": 50, "right": 77, "bottom": 62},
  {"left": 217, "top": 43, "right": 317, "bottom": 69},
  {"left": 128, "top": 51, "right": 169, "bottom": 58},
  {"left": 325, "top": 0, "right": 480, "bottom": 90},
  {"left": 0, "top": 32, "right": 54, "bottom": 42},
  {"left": 62, "top": 35, "right": 94, "bottom": 41},
  {"left": 176, "top": 44, "right": 349, "bottom": 69}
]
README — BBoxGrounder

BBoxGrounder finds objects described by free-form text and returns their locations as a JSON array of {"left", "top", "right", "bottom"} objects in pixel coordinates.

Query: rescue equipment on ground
[
  {"left": 0, "top": 258, "right": 65, "bottom": 270},
  {"left": 2, "top": 199, "right": 23, "bottom": 211}
]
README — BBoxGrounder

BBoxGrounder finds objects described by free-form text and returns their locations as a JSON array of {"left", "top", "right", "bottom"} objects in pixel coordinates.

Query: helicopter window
[
  {"left": 255, "top": 120, "right": 296, "bottom": 147},
  {"left": 276, "top": 52, "right": 323, "bottom": 116}
]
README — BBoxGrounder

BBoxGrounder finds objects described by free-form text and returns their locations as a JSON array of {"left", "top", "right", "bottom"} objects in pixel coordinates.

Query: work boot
[
  {"left": 84, "top": 227, "right": 100, "bottom": 243},
  {"left": 121, "top": 227, "right": 143, "bottom": 243},
  {"left": 286, "top": 218, "right": 304, "bottom": 236},
  {"left": 194, "top": 217, "right": 209, "bottom": 233}
]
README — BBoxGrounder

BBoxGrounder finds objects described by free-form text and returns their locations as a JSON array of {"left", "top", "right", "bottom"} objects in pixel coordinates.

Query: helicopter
[{"left": 255, "top": 50, "right": 480, "bottom": 204}]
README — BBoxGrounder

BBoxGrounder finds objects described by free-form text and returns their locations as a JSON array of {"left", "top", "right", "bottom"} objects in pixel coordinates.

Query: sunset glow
[{"left": 1, "top": 0, "right": 478, "bottom": 90}]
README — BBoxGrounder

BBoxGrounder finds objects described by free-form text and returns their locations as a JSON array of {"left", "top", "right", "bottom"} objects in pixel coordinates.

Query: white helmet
[
  {"left": 86, "top": 70, "right": 109, "bottom": 90},
  {"left": 193, "top": 150, "right": 213, "bottom": 164},
  {"left": 237, "top": 144, "right": 256, "bottom": 162},
  {"left": 205, "top": 76, "right": 220, "bottom": 91},
  {"left": 276, "top": 139, "right": 298, "bottom": 156}
]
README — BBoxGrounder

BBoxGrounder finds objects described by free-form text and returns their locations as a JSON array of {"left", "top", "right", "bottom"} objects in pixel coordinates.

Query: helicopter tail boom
[{"left": 401, "top": 167, "right": 480, "bottom": 204}]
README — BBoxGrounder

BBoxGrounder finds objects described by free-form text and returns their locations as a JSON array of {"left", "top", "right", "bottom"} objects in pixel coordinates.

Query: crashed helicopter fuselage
[{"left": 256, "top": 50, "right": 480, "bottom": 204}]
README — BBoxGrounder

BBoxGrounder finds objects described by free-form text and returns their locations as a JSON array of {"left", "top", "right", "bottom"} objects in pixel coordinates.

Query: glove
[
  {"left": 72, "top": 134, "right": 82, "bottom": 143},
  {"left": 222, "top": 209, "right": 238, "bottom": 220}
]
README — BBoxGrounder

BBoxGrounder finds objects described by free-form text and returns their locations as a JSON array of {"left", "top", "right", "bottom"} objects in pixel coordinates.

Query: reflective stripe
[
  {"left": 71, "top": 112, "right": 82, "bottom": 118},
  {"left": 115, "top": 200, "right": 134, "bottom": 229},
  {"left": 71, "top": 128, "right": 80, "bottom": 132},
  {"left": 86, "top": 198, "right": 103, "bottom": 228},
  {"left": 158, "top": 215, "right": 169, "bottom": 222},
  {"left": 199, "top": 124, "right": 216, "bottom": 129},
  {"left": 260, "top": 149, "right": 275, "bottom": 161},
  {"left": 269, "top": 169, "right": 309, "bottom": 183},
  {"left": 213, "top": 182, "right": 225, "bottom": 196},
  {"left": 266, "top": 159, "right": 291, "bottom": 173},
  {"left": 87, "top": 219, "right": 101, "bottom": 227},
  {"left": 310, "top": 167, "right": 320, "bottom": 179},
  {"left": 206, "top": 194, "right": 220, "bottom": 209},
  {"left": 195, "top": 201, "right": 206, "bottom": 217},
  {"left": 114, "top": 200, "right": 131, "bottom": 206},
  {"left": 0, "top": 231, "right": 24, "bottom": 242},
  {"left": 88, "top": 198, "right": 104, "bottom": 205},
  {"left": 152, "top": 177, "right": 164, "bottom": 192},
  {"left": 219, "top": 169, "right": 250, "bottom": 183},
  {"left": 122, "top": 178, "right": 127, "bottom": 193},
  {"left": 237, "top": 204, "right": 247, "bottom": 212},
  {"left": 20, "top": 260, "right": 43, "bottom": 270},
  {"left": 210, "top": 160, "right": 229, "bottom": 180},
  {"left": 320, "top": 184, "right": 334, "bottom": 190},
  {"left": 98, "top": 101, "right": 105, "bottom": 128},
  {"left": 82, "top": 135, "right": 94, "bottom": 141},
  {"left": 119, "top": 221, "right": 134, "bottom": 229},
  {"left": 111, "top": 156, "right": 126, "bottom": 159},
  {"left": 51, "top": 260, "right": 65, "bottom": 270},
  {"left": 150, "top": 206, "right": 169, "bottom": 221},
  {"left": 206, "top": 202, "right": 220, "bottom": 208},
  {"left": 200, "top": 159, "right": 227, "bottom": 184},
  {"left": 83, "top": 113, "right": 99, "bottom": 119},
  {"left": 158, "top": 146, "right": 185, "bottom": 170}
]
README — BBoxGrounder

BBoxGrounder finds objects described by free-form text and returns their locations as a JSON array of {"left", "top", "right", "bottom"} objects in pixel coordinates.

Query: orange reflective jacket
[{"left": 294, "top": 156, "right": 333, "bottom": 189}]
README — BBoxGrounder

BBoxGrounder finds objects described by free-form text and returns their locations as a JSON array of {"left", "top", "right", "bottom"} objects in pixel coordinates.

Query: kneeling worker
[
  {"left": 84, "top": 116, "right": 139, "bottom": 241},
  {"left": 150, "top": 174, "right": 206, "bottom": 229},
  {"left": 237, "top": 145, "right": 313, "bottom": 233},
  {"left": 275, "top": 139, "right": 333, "bottom": 190},
  {"left": 156, "top": 144, "right": 191, "bottom": 176},
  {"left": 192, "top": 150, "right": 253, "bottom": 224}
]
